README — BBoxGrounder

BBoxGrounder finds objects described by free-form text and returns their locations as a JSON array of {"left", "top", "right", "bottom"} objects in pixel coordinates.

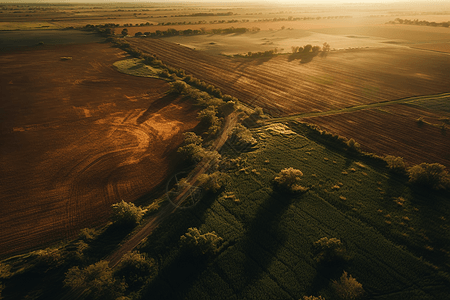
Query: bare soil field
[
  {"left": 0, "top": 43, "right": 199, "bottom": 258},
  {"left": 303, "top": 104, "right": 450, "bottom": 167},
  {"left": 0, "top": 30, "right": 104, "bottom": 51},
  {"left": 128, "top": 38, "right": 450, "bottom": 116}
]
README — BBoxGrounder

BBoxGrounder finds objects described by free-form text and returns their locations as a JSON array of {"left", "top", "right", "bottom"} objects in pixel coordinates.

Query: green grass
[
  {"left": 138, "top": 121, "right": 450, "bottom": 300},
  {"left": 2, "top": 121, "right": 449, "bottom": 300},
  {"left": 113, "top": 58, "right": 162, "bottom": 78}
]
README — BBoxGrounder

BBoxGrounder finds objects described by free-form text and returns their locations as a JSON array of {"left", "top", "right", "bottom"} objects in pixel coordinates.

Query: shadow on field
[
  {"left": 237, "top": 191, "right": 295, "bottom": 294},
  {"left": 85, "top": 223, "right": 135, "bottom": 262},
  {"left": 138, "top": 193, "right": 218, "bottom": 299},
  {"left": 136, "top": 94, "right": 179, "bottom": 125},
  {"left": 308, "top": 261, "right": 346, "bottom": 296}
]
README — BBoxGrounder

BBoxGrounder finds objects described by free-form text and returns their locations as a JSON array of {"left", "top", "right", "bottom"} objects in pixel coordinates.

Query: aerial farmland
[{"left": 0, "top": 1, "right": 449, "bottom": 299}]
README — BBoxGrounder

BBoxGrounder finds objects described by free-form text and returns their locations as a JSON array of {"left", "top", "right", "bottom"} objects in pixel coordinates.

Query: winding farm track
[
  {"left": 0, "top": 43, "right": 199, "bottom": 258},
  {"left": 128, "top": 38, "right": 450, "bottom": 116},
  {"left": 107, "top": 112, "right": 240, "bottom": 268}
]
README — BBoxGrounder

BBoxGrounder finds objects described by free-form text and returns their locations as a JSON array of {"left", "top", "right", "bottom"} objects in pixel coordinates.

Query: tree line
[{"left": 387, "top": 18, "right": 450, "bottom": 28}]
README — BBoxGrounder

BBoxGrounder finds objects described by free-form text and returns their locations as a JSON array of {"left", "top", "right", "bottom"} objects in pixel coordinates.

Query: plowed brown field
[
  {"left": 128, "top": 38, "right": 450, "bottom": 116},
  {"left": 303, "top": 104, "right": 450, "bottom": 167},
  {"left": 0, "top": 43, "right": 199, "bottom": 258}
]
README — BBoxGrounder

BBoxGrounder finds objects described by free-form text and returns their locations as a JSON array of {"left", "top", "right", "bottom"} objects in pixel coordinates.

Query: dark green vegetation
[{"left": 1, "top": 120, "right": 450, "bottom": 299}]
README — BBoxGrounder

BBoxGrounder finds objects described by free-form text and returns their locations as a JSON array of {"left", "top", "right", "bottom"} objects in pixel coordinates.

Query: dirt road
[{"left": 107, "top": 112, "right": 239, "bottom": 268}]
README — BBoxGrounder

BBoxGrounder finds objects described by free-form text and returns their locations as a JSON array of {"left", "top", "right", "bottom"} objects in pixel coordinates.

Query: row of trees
[
  {"left": 387, "top": 18, "right": 450, "bottom": 28},
  {"left": 128, "top": 26, "right": 258, "bottom": 37}
]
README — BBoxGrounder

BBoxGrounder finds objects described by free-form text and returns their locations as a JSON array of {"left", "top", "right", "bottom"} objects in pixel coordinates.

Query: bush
[
  {"left": 384, "top": 155, "right": 406, "bottom": 174},
  {"left": 183, "top": 132, "right": 203, "bottom": 145},
  {"left": 79, "top": 227, "right": 99, "bottom": 242},
  {"left": 346, "top": 138, "right": 360, "bottom": 152},
  {"left": 197, "top": 106, "right": 218, "bottom": 125},
  {"left": 230, "top": 124, "right": 257, "bottom": 148},
  {"left": 274, "top": 167, "right": 308, "bottom": 193},
  {"left": 408, "top": 163, "right": 450, "bottom": 190},
  {"left": 169, "top": 80, "right": 190, "bottom": 94},
  {"left": 64, "top": 261, "right": 125, "bottom": 299},
  {"left": 180, "top": 227, "right": 223, "bottom": 256},
  {"left": 32, "top": 247, "right": 64, "bottom": 269},
  {"left": 197, "top": 171, "right": 225, "bottom": 193},
  {"left": 111, "top": 200, "right": 147, "bottom": 226},
  {"left": 313, "top": 237, "right": 348, "bottom": 263},
  {"left": 332, "top": 271, "right": 364, "bottom": 300},
  {"left": 115, "top": 251, "right": 156, "bottom": 291}
]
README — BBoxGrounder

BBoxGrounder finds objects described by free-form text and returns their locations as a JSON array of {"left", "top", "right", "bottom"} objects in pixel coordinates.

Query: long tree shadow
[
  {"left": 136, "top": 93, "right": 179, "bottom": 125},
  {"left": 308, "top": 260, "right": 347, "bottom": 296},
  {"left": 138, "top": 192, "right": 219, "bottom": 299},
  {"left": 234, "top": 190, "right": 300, "bottom": 296}
]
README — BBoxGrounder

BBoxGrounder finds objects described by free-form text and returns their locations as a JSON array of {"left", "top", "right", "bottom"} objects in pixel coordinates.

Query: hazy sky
[{"left": 1, "top": 0, "right": 434, "bottom": 3}]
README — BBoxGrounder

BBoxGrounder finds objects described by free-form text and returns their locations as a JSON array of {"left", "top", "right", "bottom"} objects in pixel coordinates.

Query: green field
[
  {"left": 113, "top": 58, "right": 162, "bottom": 78},
  {"left": 135, "top": 121, "right": 450, "bottom": 300}
]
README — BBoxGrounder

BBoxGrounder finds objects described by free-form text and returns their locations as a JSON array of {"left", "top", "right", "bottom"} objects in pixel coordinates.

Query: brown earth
[
  {"left": 303, "top": 104, "right": 450, "bottom": 167},
  {"left": 410, "top": 42, "right": 450, "bottom": 54},
  {"left": 0, "top": 43, "right": 199, "bottom": 258},
  {"left": 128, "top": 38, "right": 450, "bottom": 116}
]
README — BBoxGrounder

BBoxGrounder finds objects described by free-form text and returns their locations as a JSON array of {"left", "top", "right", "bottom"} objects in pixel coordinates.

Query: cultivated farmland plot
[
  {"left": 0, "top": 43, "right": 199, "bottom": 257},
  {"left": 127, "top": 38, "right": 450, "bottom": 117}
]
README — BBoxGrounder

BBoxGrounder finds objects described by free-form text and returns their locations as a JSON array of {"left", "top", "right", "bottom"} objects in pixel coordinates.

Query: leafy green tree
[
  {"left": 121, "top": 28, "right": 128, "bottom": 36},
  {"left": 332, "top": 271, "right": 364, "bottom": 300},
  {"left": 170, "top": 80, "right": 190, "bottom": 94},
  {"left": 408, "top": 163, "right": 450, "bottom": 190},
  {"left": 274, "top": 167, "right": 308, "bottom": 193},
  {"left": 115, "top": 251, "right": 156, "bottom": 291},
  {"left": 313, "top": 237, "right": 349, "bottom": 263},
  {"left": 180, "top": 227, "right": 223, "bottom": 256},
  {"left": 384, "top": 155, "right": 406, "bottom": 174},
  {"left": 64, "top": 261, "right": 126, "bottom": 299},
  {"left": 183, "top": 132, "right": 203, "bottom": 145},
  {"left": 111, "top": 200, "right": 146, "bottom": 226},
  {"left": 197, "top": 171, "right": 224, "bottom": 193}
]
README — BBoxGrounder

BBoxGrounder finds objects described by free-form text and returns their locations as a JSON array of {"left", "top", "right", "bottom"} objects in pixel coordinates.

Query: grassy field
[
  {"left": 134, "top": 121, "right": 450, "bottom": 300},
  {"left": 113, "top": 58, "right": 162, "bottom": 78}
]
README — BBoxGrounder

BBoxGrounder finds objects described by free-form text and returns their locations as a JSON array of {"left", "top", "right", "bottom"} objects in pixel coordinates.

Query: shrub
[
  {"left": 183, "top": 132, "right": 203, "bottom": 145},
  {"left": 64, "top": 261, "right": 125, "bottom": 299},
  {"left": 180, "top": 227, "right": 223, "bottom": 256},
  {"left": 197, "top": 171, "right": 225, "bottom": 193},
  {"left": 197, "top": 106, "right": 218, "bottom": 125},
  {"left": 384, "top": 155, "right": 406, "bottom": 174},
  {"left": 408, "top": 163, "right": 450, "bottom": 190},
  {"left": 79, "top": 227, "right": 99, "bottom": 242},
  {"left": 111, "top": 200, "right": 147, "bottom": 226},
  {"left": 178, "top": 143, "right": 204, "bottom": 162},
  {"left": 346, "top": 138, "right": 360, "bottom": 151},
  {"left": 231, "top": 124, "right": 257, "bottom": 148},
  {"left": 313, "top": 237, "right": 348, "bottom": 263},
  {"left": 115, "top": 251, "right": 156, "bottom": 291},
  {"left": 169, "top": 80, "right": 190, "bottom": 94},
  {"left": 32, "top": 247, "right": 64, "bottom": 269},
  {"left": 332, "top": 271, "right": 364, "bottom": 300},
  {"left": 274, "top": 167, "right": 308, "bottom": 193}
]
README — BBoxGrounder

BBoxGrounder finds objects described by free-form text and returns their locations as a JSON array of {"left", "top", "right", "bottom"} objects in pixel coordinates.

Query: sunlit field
[{"left": 1, "top": 1, "right": 449, "bottom": 299}]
